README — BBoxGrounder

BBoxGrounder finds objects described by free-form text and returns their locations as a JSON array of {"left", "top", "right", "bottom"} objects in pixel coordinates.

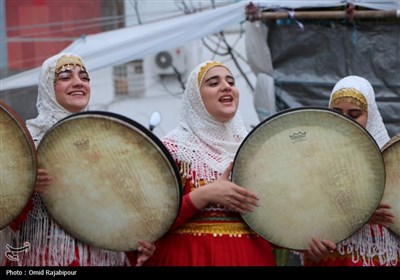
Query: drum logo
[
  {"left": 73, "top": 138, "right": 90, "bottom": 151},
  {"left": 289, "top": 131, "right": 306, "bottom": 141}
]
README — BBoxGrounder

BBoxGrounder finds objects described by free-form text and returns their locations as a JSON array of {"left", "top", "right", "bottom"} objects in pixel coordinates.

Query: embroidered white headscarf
[
  {"left": 162, "top": 61, "right": 248, "bottom": 183},
  {"left": 329, "top": 75, "right": 398, "bottom": 266},
  {"left": 26, "top": 53, "right": 89, "bottom": 145},
  {"left": 0, "top": 53, "right": 126, "bottom": 266},
  {"left": 329, "top": 75, "right": 390, "bottom": 148}
]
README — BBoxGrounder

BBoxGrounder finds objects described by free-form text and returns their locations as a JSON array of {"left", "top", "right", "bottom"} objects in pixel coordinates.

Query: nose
[
  {"left": 342, "top": 112, "right": 349, "bottom": 118},
  {"left": 221, "top": 80, "right": 232, "bottom": 91},
  {"left": 71, "top": 74, "right": 84, "bottom": 87}
]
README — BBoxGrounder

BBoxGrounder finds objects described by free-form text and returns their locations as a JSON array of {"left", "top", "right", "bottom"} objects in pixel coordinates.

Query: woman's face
[
  {"left": 54, "top": 66, "right": 91, "bottom": 113},
  {"left": 200, "top": 66, "right": 239, "bottom": 122},
  {"left": 333, "top": 101, "right": 368, "bottom": 128}
]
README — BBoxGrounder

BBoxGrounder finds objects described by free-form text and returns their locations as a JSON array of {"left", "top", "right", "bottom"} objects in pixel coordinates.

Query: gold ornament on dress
[
  {"left": 174, "top": 222, "right": 254, "bottom": 237},
  {"left": 330, "top": 88, "right": 368, "bottom": 112},
  {"left": 197, "top": 61, "right": 227, "bottom": 87}
]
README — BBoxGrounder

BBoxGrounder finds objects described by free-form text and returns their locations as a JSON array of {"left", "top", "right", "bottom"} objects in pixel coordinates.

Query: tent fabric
[
  {"left": 253, "top": 0, "right": 400, "bottom": 10},
  {"left": 244, "top": 21, "right": 272, "bottom": 76},
  {"left": 253, "top": 72, "right": 277, "bottom": 120},
  {"left": 246, "top": 19, "right": 400, "bottom": 136},
  {"left": 244, "top": 21, "right": 276, "bottom": 121},
  {"left": 2, "top": 0, "right": 399, "bottom": 91}
]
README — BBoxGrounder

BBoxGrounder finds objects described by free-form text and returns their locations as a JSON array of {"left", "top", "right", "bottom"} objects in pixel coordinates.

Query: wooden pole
[{"left": 248, "top": 10, "right": 399, "bottom": 21}]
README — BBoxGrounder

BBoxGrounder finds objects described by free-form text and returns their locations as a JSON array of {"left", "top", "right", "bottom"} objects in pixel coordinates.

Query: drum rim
[
  {"left": 37, "top": 110, "right": 182, "bottom": 250},
  {"left": 0, "top": 100, "right": 37, "bottom": 229},
  {"left": 232, "top": 106, "right": 385, "bottom": 249},
  {"left": 381, "top": 133, "right": 400, "bottom": 153},
  {"left": 381, "top": 134, "right": 400, "bottom": 236}
]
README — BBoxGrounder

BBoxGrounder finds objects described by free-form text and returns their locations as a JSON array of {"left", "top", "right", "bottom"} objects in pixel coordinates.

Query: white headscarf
[
  {"left": 26, "top": 53, "right": 89, "bottom": 146},
  {"left": 162, "top": 60, "right": 248, "bottom": 183},
  {"left": 329, "top": 75, "right": 398, "bottom": 266},
  {"left": 329, "top": 75, "right": 390, "bottom": 148}
]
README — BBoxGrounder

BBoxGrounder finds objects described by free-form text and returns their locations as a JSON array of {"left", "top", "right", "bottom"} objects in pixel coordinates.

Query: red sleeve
[
  {"left": 125, "top": 251, "right": 138, "bottom": 266},
  {"left": 9, "top": 195, "right": 34, "bottom": 231},
  {"left": 161, "top": 142, "right": 200, "bottom": 231},
  {"left": 169, "top": 193, "right": 199, "bottom": 231}
]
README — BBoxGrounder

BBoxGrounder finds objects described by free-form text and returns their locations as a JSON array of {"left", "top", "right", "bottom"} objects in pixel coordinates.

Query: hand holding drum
[{"left": 381, "top": 134, "right": 400, "bottom": 236}]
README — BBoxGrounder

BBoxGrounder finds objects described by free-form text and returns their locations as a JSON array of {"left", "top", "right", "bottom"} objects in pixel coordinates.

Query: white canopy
[
  {"left": 0, "top": 1, "right": 247, "bottom": 91},
  {"left": 1, "top": 0, "right": 398, "bottom": 91}
]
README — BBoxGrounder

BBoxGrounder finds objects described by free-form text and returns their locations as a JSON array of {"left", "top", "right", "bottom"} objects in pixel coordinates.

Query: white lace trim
[
  {"left": 336, "top": 224, "right": 400, "bottom": 266},
  {"left": 162, "top": 61, "right": 247, "bottom": 182}
]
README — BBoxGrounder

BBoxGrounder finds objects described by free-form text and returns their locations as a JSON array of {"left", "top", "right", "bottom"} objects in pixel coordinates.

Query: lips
[
  {"left": 219, "top": 95, "right": 233, "bottom": 103},
  {"left": 69, "top": 91, "right": 85, "bottom": 96}
]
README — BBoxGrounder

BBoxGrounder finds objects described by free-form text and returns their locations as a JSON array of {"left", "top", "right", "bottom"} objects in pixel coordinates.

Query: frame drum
[
  {"left": 381, "top": 134, "right": 400, "bottom": 236},
  {"left": 37, "top": 111, "right": 181, "bottom": 251},
  {"left": 232, "top": 107, "right": 385, "bottom": 250},
  {"left": 0, "top": 100, "right": 36, "bottom": 229}
]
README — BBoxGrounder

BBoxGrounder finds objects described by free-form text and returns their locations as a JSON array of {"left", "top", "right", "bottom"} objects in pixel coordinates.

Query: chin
[
  {"left": 67, "top": 104, "right": 88, "bottom": 113},
  {"left": 220, "top": 114, "right": 236, "bottom": 123}
]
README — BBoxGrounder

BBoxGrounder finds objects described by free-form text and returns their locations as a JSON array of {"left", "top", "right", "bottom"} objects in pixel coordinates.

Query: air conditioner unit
[{"left": 152, "top": 48, "right": 187, "bottom": 76}]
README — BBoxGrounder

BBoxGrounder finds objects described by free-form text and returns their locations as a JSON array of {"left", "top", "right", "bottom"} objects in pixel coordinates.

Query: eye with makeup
[
  {"left": 333, "top": 107, "right": 363, "bottom": 120},
  {"left": 204, "top": 73, "right": 236, "bottom": 87},
  {"left": 347, "top": 110, "right": 364, "bottom": 119},
  {"left": 208, "top": 79, "right": 218, "bottom": 87},
  {"left": 204, "top": 77, "right": 221, "bottom": 87},
  {"left": 56, "top": 71, "right": 90, "bottom": 82},
  {"left": 207, "top": 77, "right": 235, "bottom": 87},
  {"left": 226, "top": 77, "right": 235, "bottom": 86}
]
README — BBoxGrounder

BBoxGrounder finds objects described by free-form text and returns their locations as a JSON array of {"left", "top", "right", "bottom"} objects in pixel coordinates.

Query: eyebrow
[
  {"left": 57, "top": 69, "right": 88, "bottom": 75},
  {"left": 333, "top": 107, "right": 363, "bottom": 111},
  {"left": 203, "top": 74, "right": 234, "bottom": 84},
  {"left": 57, "top": 69, "right": 73, "bottom": 74}
]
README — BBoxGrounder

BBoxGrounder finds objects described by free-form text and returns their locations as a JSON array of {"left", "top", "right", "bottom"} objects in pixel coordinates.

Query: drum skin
[
  {"left": 381, "top": 134, "right": 400, "bottom": 236},
  {"left": 232, "top": 107, "right": 385, "bottom": 250},
  {"left": 0, "top": 100, "right": 36, "bottom": 229},
  {"left": 37, "top": 111, "right": 181, "bottom": 251}
]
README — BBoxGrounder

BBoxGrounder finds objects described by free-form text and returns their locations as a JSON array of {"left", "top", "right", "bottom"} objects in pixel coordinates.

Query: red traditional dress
[
  {"left": 144, "top": 61, "right": 276, "bottom": 266},
  {"left": 145, "top": 160, "right": 276, "bottom": 266}
]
